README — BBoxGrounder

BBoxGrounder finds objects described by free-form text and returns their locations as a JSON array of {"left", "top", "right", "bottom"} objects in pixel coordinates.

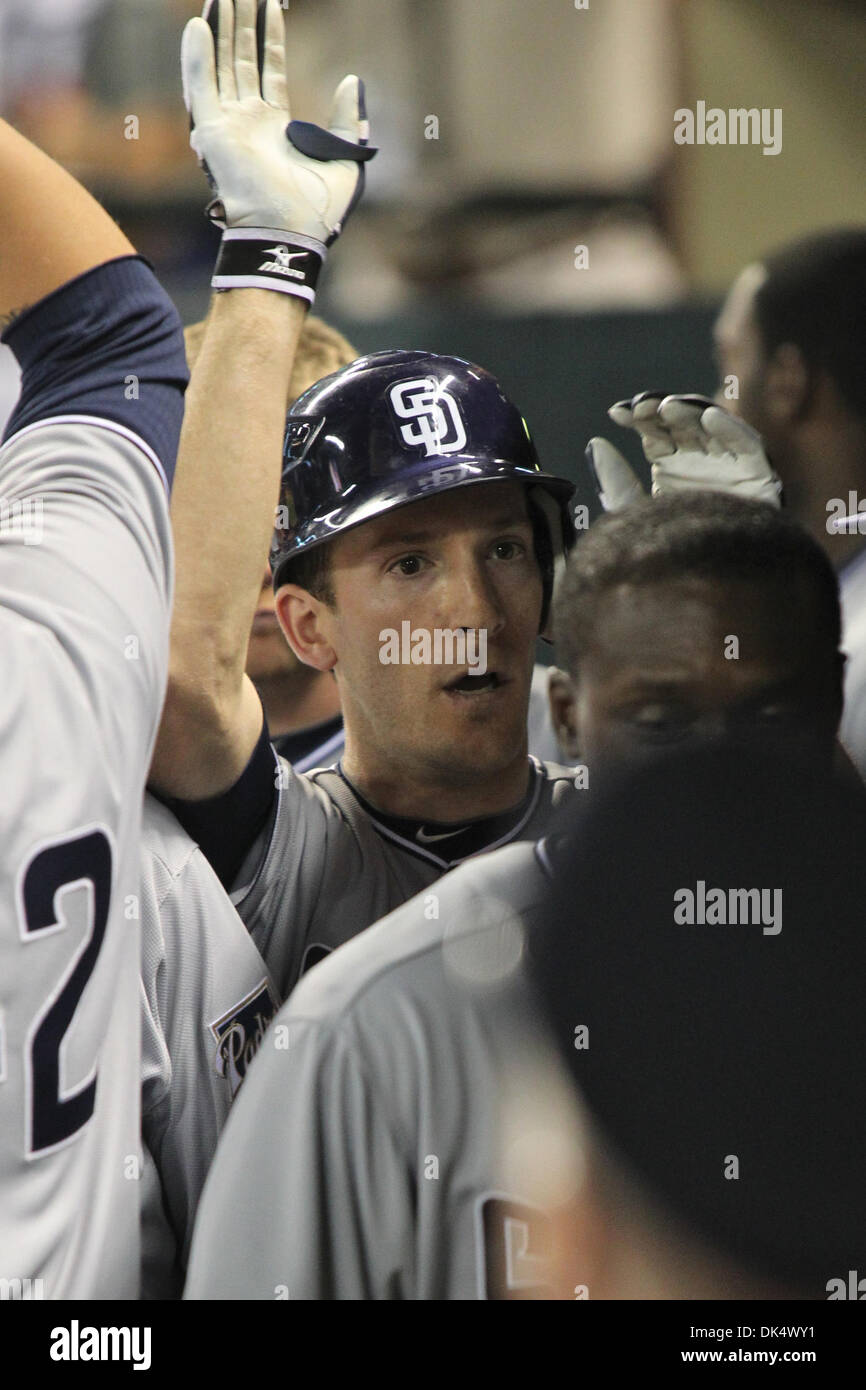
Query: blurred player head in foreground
[
  {"left": 183, "top": 313, "right": 357, "bottom": 737},
  {"left": 523, "top": 741, "right": 866, "bottom": 1298},
  {"left": 714, "top": 227, "right": 866, "bottom": 564},
  {"left": 267, "top": 349, "right": 574, "bottom": 817},
  {"left": 549, "top": 493, "right": 844, "bottom": 774}
]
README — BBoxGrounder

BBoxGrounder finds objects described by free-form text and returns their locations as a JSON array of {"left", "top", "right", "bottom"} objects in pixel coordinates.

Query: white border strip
[
  {"left": 3, "top": 413, "right": 169, "bottom": 494},
  {"left": 211, "top": 274, "right": 316, "bottom": 302}
]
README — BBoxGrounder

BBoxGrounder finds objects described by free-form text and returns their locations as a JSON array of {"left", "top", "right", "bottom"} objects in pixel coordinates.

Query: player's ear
[
  {"left": 274, "top": 583, "right": 337, "bottom": 671},
  {"left": 548, "top": 667, "right": 580, "bottom": 762},
  {"left": 764, "top": 341, "right": 810, "bottom": 423}
]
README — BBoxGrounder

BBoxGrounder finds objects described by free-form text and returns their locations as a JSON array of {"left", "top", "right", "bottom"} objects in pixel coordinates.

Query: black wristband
[{"left": 211, "top": 229, "right": 326, "bottom": 304}]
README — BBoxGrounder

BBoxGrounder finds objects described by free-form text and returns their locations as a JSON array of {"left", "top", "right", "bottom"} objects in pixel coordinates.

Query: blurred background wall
[{"left": 0, "top": 0, "right": 863, "bottom": 523}]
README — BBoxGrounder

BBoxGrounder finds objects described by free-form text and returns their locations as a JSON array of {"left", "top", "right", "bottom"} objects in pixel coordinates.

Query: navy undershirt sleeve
[
  {"left": 1, "top": 255, "right": 188, "bottom": 487},
  {"left": 155, "top": 716, "right": 279, "bottom": 890}
]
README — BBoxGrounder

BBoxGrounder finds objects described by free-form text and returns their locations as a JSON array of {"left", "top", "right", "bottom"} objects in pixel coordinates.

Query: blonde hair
[{"left": 183, "top": 311, "right": 358, "bottom": 406}]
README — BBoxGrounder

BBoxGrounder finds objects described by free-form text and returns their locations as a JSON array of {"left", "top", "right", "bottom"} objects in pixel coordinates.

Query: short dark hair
[
  {"left": 754, "top": 228, "right": 866, "bottom": 422},
  {"left": 553, "top": 493, "right": 841, "bottom": 677},
  {"left": 273, "top": 544, "right": 335, "bottom": 606}
]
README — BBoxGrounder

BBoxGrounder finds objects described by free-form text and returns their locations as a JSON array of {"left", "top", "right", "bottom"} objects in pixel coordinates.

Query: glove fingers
[
  {"left": 658, "top": 396, "right": 711, "bottom": 456},
  {"left": 328, "top": 74, "right": 367, "bottom": 145},
  {"left": 608, "top": 392, "right": 664, "bottom": 429},
  {"left": 608, "top": 401, "right": 636, "bottom": 428},
  {"left": 209, "top": 0, "right": 238, "bottom": 103},
  {"left": 586, "top": 437, "right": 646, "bottom": 512},
  {"left": 181, "top": 17, "right": 221, "bottom": 126},
  {"left": 631, "top": 395, "right": 675, "bottom": 456},
  {"left": 610, "top": 394, "right": 674, "bottom": 461},
  {"left": 259, "top": 0, "right": 289, "bottom": 110},
  {"left": 232, "top": 0, "right": 260, "bottom": 101},
  {"left": 700, "top": 405, "right": 763, "bottom": 459}
]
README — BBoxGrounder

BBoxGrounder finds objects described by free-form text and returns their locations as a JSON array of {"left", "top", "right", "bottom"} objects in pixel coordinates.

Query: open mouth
[{"left": 444, "top": 670, "right": 504, "bottom": 695}]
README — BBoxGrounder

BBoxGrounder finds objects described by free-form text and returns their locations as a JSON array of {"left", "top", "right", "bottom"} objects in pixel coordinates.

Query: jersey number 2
[{"left": 21, "top": 829, "right": 112, "bottom": 1156}]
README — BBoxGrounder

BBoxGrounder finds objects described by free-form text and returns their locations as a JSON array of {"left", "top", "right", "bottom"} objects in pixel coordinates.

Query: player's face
[
  {"left": 245, "top": 566, "right": 303, "bottom": 682},
  {"left": 325, "top": 481, "right": 543, "bottom": 800},
  {"left": 713, "top": 264, "right": 773, "bottom": 439},
  {"left": 569, "top": 575, "right": 842, "bottom": 775}
]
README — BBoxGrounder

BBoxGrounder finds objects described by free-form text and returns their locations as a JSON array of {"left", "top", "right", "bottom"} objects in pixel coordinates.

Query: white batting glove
[
  {"left": 585, "top": 436, "right": 648, "bottom": 512},
  {"left": 586, "top": 393, "right": 783, "bottom": 512},
  {"left": 181, "top": 0, "right": 375, "bottom": 300},
  {"left": 606, "top": 392, "right": 783, "bottom": 507}
]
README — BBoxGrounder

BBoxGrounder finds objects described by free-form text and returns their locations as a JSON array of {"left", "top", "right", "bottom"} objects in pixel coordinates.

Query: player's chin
[{"left": 439, "top": 681, "right": 526, "bottom": 750}]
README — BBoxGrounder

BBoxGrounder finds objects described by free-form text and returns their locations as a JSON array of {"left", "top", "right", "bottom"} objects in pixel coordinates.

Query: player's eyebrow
[
  {"left": 612, "top": 676, "right": 697, "bottom": 696},
  {"left": 368, "top": 512, "right": 531, "bottom": 551}
]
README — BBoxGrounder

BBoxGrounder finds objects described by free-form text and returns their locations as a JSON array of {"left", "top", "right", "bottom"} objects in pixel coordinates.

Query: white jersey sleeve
[{"left": 0, "top": 260, "right": 184, "bottom": 1300}]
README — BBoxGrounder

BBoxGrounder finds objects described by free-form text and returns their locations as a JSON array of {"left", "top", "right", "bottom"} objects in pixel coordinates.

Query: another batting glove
[{"left": 588, "top": 392, "right": 783, "bottom": 512}]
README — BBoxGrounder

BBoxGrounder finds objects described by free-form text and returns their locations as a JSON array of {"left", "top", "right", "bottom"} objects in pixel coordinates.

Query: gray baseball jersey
[
  {"left": 0, "top": 257, "right": 185, "bottom": 1300},
  {"left": 139, "top": 794, "right": 278, "bottom": 1298},
  {"left": 233, "top": 756, "right": 582, "bottom": 1000},
  {"left": 184, "top": 838, "right": 581, "bottom": 1299}
]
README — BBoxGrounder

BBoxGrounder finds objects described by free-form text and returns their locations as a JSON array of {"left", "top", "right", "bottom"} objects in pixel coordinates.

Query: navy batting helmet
[{"left": 270, "top": 349, "right": 576, "bottom": 634}]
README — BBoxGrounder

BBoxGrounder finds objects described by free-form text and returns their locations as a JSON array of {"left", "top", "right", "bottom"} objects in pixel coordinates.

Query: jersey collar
[{"left": 336, "top": 760, "right": 543, "bottom": 867}]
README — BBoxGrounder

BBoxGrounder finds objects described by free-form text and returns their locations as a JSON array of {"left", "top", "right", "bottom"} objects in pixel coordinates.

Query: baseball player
[
  {"left": 134, "top": 0, "right": 373, "bottom": 1294},
  {"left": 586, "top": 229, "right": 866, "bottom": 778},
  {"left": 151, "top": 0, "right": 580, "bottom": 1005},
  {"left": 184, "top": 492, "right": 848, "bottom": 1299},
  {"left": 138, "top": 321, "right": 360, "bottom": 1297},
  {"left": 527, "top": 744, "right": 866, "bottom": 1300},
  {"left": 0, "top": 111, "right": 186, "bottom": 1295}
]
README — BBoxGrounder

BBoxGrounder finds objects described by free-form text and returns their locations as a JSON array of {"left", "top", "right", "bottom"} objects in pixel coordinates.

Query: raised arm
[
  {"left": 150, "top": 0, "right": 374, "bottom": 799},
  {"left": 0, "top": 121, "right": 133, "bottom": 326}
]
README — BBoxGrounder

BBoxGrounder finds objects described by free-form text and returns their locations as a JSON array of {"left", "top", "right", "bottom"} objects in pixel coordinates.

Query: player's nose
[{"left": 440, "top": 555, "right": 506, "bottom": 637}]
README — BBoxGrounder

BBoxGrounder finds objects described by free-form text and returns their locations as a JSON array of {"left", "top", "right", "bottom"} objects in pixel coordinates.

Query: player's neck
[
  {"left": 341, "top": 747, "right": 533, "bottom": 823},
  {"left": 254, "top": 667, "right": 341, "bottom": 737}
]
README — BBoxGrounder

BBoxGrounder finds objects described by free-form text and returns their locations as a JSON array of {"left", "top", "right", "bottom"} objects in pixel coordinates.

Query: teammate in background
[
  {"left": 151, "top": 0, "right": 578, "bottom": 1006},
  {"left": 184, "top": 493, "right": 847, "bottom": 1299},
  {"left": 526, "top": 744, "right": 866, "bottom": 1301},
  {"left": 0, "top": 106, "right": 186, "bottom": 1294},
  {"left": 589, "top": 229, "right": 866, "bottom": 778}
]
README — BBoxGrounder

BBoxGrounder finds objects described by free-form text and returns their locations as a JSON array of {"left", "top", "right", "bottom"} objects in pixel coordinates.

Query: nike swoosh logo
[{"left": 416, "top": 825, "right": 468, "bottom": 845}]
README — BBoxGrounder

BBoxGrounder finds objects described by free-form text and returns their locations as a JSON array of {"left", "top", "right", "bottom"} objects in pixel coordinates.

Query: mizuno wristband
[{"left": 211, "top": 229, "right": 326, "bottom": 304}]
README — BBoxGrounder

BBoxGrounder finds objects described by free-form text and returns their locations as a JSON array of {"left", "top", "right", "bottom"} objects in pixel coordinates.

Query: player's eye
[
  {"left": 490, "top": 538, "right": 527, "bottom": 561},
  {"left": 388, "top": 553, "right": 428, "bottom": 577},
  {"left": 626, "top": 703, "right": 693, "bottom": 742}
]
